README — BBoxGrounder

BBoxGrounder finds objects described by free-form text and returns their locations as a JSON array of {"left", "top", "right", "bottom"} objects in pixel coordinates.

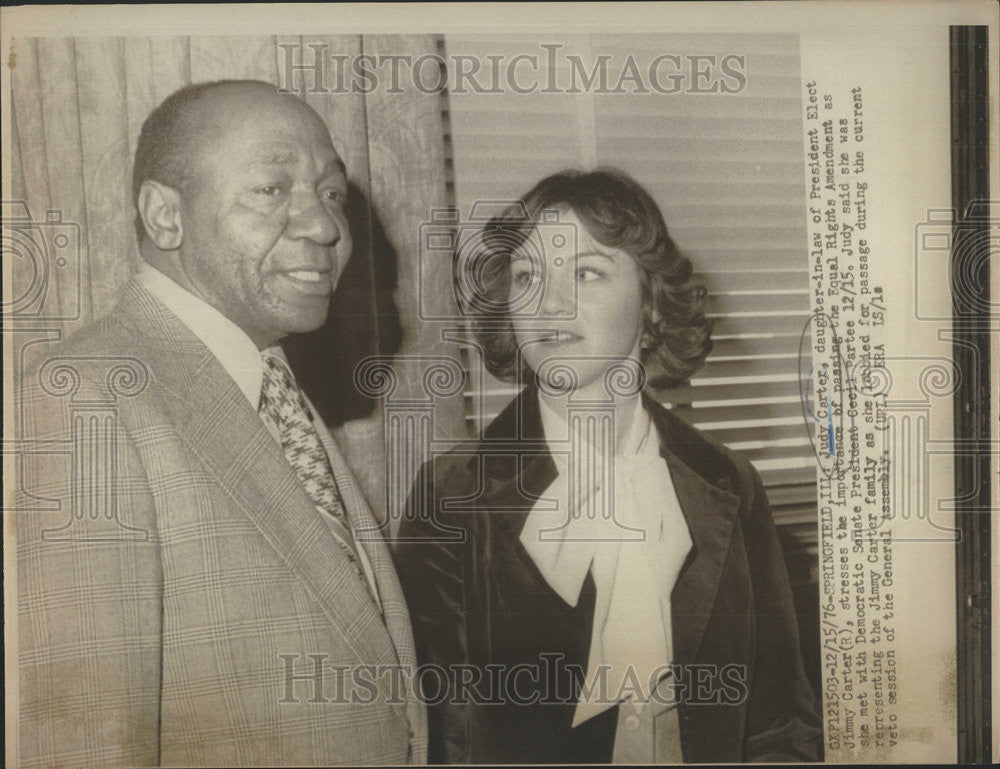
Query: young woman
[{"left": 393, "top": 168, "right": 821, "bottom": 764}]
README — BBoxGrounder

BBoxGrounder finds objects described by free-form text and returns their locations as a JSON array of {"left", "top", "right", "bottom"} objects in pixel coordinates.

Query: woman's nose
[{"left": 540, "top": 272, "right": 575, "bottom": 316}]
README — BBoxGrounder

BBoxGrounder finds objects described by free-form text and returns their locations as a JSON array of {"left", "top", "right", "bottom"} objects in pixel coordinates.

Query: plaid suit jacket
[{"left": 16, "top": 281, "right": 427, "bottom": 767}]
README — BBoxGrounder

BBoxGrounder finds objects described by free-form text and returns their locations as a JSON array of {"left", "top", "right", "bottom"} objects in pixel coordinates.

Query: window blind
[{"left": 443, "top": 33, "right": 816, "bottom": 569}]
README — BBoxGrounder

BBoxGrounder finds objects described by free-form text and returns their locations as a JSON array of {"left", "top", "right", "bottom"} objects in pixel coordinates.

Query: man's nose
[{"left": 286, "top": 191, "right": 343, "bottom": 246}]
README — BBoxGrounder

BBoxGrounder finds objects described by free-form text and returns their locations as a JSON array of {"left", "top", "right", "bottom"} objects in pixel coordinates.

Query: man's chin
[{"left": 277, "top": 306, "right": 332, "bottom": 337}]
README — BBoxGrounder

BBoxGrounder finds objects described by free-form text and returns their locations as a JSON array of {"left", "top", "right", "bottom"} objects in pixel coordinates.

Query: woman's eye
[
  {"left": 512, "top": 271, "right": 540, "bottom": 287},
  {"left": 578, "top": 267, "right": 603, "bottom": 282}
]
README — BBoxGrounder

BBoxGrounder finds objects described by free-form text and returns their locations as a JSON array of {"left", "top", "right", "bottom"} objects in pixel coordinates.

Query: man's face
[{"left": 176, "top": 88, "right": 352, "bottom": 348}]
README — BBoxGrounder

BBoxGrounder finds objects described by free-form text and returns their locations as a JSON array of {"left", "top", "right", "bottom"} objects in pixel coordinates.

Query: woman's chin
[{"left": 532, "top": 367, "right": 610, "bottom": 398}]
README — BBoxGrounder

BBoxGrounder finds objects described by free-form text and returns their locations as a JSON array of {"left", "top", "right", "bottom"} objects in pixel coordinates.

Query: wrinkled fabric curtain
[{"left": 8, "top": 35, "right": 465, "bottom": 527}]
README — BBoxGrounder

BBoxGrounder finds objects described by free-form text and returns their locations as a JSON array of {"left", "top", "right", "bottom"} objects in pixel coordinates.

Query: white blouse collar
[{"left": 520, "top": 389, "right": 694, "bottom": 725}]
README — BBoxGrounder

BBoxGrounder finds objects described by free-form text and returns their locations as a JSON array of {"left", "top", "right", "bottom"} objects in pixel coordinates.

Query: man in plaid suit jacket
[{"left": 16, "top": 80, "right": 426, "bottom": 766}]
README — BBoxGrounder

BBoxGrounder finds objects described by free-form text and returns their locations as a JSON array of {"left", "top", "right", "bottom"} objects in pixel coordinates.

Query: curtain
[{"left": 8, "top": 35, "right": 465, "bottom": 529}]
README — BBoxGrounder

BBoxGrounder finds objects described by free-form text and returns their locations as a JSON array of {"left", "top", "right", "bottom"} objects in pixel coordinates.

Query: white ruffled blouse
[{"left": 519, "top": 393, "right": 694, "bottom": 729}]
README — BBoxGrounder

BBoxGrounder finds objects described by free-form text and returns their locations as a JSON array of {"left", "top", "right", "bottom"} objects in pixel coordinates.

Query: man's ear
[{"left": 137, "top": 180, "right": 183, "bottom": 250}]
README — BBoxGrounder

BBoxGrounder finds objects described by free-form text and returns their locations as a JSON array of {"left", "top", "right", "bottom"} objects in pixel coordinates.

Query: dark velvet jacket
[{"left": 393, "top": 388, "right": 822, "bottom": 764}]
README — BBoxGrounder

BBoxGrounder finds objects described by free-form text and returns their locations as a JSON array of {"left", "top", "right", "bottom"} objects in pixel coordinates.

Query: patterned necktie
[{"left": 258, "top": 353, "right": 366, "bottom": 578}]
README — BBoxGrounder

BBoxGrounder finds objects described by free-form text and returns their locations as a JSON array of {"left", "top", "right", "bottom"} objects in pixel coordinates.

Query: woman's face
[{"left": 508, "top": 207, "right": 646, "bottom": 395}]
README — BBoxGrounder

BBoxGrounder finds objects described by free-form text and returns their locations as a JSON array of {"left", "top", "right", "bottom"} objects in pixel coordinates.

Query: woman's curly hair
[{"left": 458, "top": 167, "right": 713, "bottom": 391}]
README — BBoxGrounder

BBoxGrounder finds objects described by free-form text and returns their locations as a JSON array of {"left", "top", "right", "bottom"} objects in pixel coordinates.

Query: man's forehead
[
  {"left": 245, "top": 141, "right": 347, "bottom": 174},
  {"left": 193, "top": 94, "right": 343, "bottom": 169},
  {"left": 195, "top": 86, "right": 334, "bottom": 141}
]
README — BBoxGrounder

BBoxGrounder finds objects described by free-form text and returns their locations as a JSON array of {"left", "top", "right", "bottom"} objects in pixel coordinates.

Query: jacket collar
[
  {"left": 477, "top": 385, "right": 738, "bottom": 492},
  {"left": 109, "top": 281, "right": 409, "bottom": 722},
  {"left": 474, "top": 386, "right": 742, "bottom": 665}
]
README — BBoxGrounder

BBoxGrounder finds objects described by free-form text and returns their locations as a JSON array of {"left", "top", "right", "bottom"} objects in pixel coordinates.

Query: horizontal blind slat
[
  {"left": 458, "top": 181, "right": 806, "bottom": 208},
  {"left": 709, "top": 336, "right": 808, "bottom": 358},
  {"left": 695, "top": 271, "right": 809, "bottom": 292},
  {"left": 697, "top": 423, "right": 808, "bottom": 446},
  {"left": 743, "top": 444, "right": 816, "bottom": 463},
  {"left": 706, "top": 292, "right": 809, "bottom": 314},
  {"left": 657, "top": 379, "right": 802, "bottom": 405},
  {"left": 599, "top": 116, "right": 802, "bottom": 140},
  {"left": 772, "top": 504, "right": 820, "bottom": 527},
  {"left": 710, "top": 315, "right": 811, "bottom": 335},
  {"left": 672, "top": 401, "right": 809, "bottom": 425},
  {"left": 697, "top": 357, "right": 808, "bottom": 379},
  {"left": 758, "top": 466, "right": 817, "bottom": 488},
  {"left": 766, "top": 483, "right": 820, "bottom": 507}
]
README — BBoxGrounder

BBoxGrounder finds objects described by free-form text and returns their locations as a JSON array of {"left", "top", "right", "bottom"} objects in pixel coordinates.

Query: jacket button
[{"left": 625, "top": 714, "right": 640, "bottom": 731}]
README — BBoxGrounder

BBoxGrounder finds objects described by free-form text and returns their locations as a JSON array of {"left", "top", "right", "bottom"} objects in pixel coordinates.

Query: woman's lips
[{"left": 536, "top": 330, "right": 583, "bottom": 345}]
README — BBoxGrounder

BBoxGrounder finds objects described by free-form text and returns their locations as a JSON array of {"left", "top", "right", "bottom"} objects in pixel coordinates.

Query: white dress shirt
[
  {"left": 519, "top": 391, "right": 693, "bottom": 757},
  {"left": 134, "top": 262, "right": 382, "bottom": 605}
]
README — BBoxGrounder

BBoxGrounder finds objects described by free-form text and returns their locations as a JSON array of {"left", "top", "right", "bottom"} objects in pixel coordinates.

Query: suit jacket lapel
[
  {"left": 644, "top": 395, "right": 742, "bottom": 667},
  {"left": 113, "top": 282, "right": 405, "bottom": 718},
  {"left": 312, "top": 413, "right": 428, "bottom": 757},
  {"left": 476, "top": 388, "right": 559, "bottom": 569}
]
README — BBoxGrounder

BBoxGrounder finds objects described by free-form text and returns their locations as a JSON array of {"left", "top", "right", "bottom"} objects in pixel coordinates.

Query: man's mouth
[
  {"left": 286, "top": 270, "right": 323, "bottom": 282},
  {"left": 279, "top": 269, "right": 334, "bottom": 295}
]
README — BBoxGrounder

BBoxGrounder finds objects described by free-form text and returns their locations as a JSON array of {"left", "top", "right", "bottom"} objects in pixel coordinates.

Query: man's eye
[
  {"left": 254, "top": 184, "right": 284, "bottom": 197},
  {"left": 513, "top": 271, "right": 540, "bottom": 287},
  {"left": 321, "top": 188, "right": 347, "bottom": 205},
  {"left": 578, "top": 267, "right": 603, "bottom": 282}
]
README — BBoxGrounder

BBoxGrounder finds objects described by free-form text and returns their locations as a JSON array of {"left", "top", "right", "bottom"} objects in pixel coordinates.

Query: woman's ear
[
  {"left": 640, "top": 305, "right": 662, "bottom": 350},
  {"left": 137, "top": 180, "right": 183, "bottom": 250}
]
